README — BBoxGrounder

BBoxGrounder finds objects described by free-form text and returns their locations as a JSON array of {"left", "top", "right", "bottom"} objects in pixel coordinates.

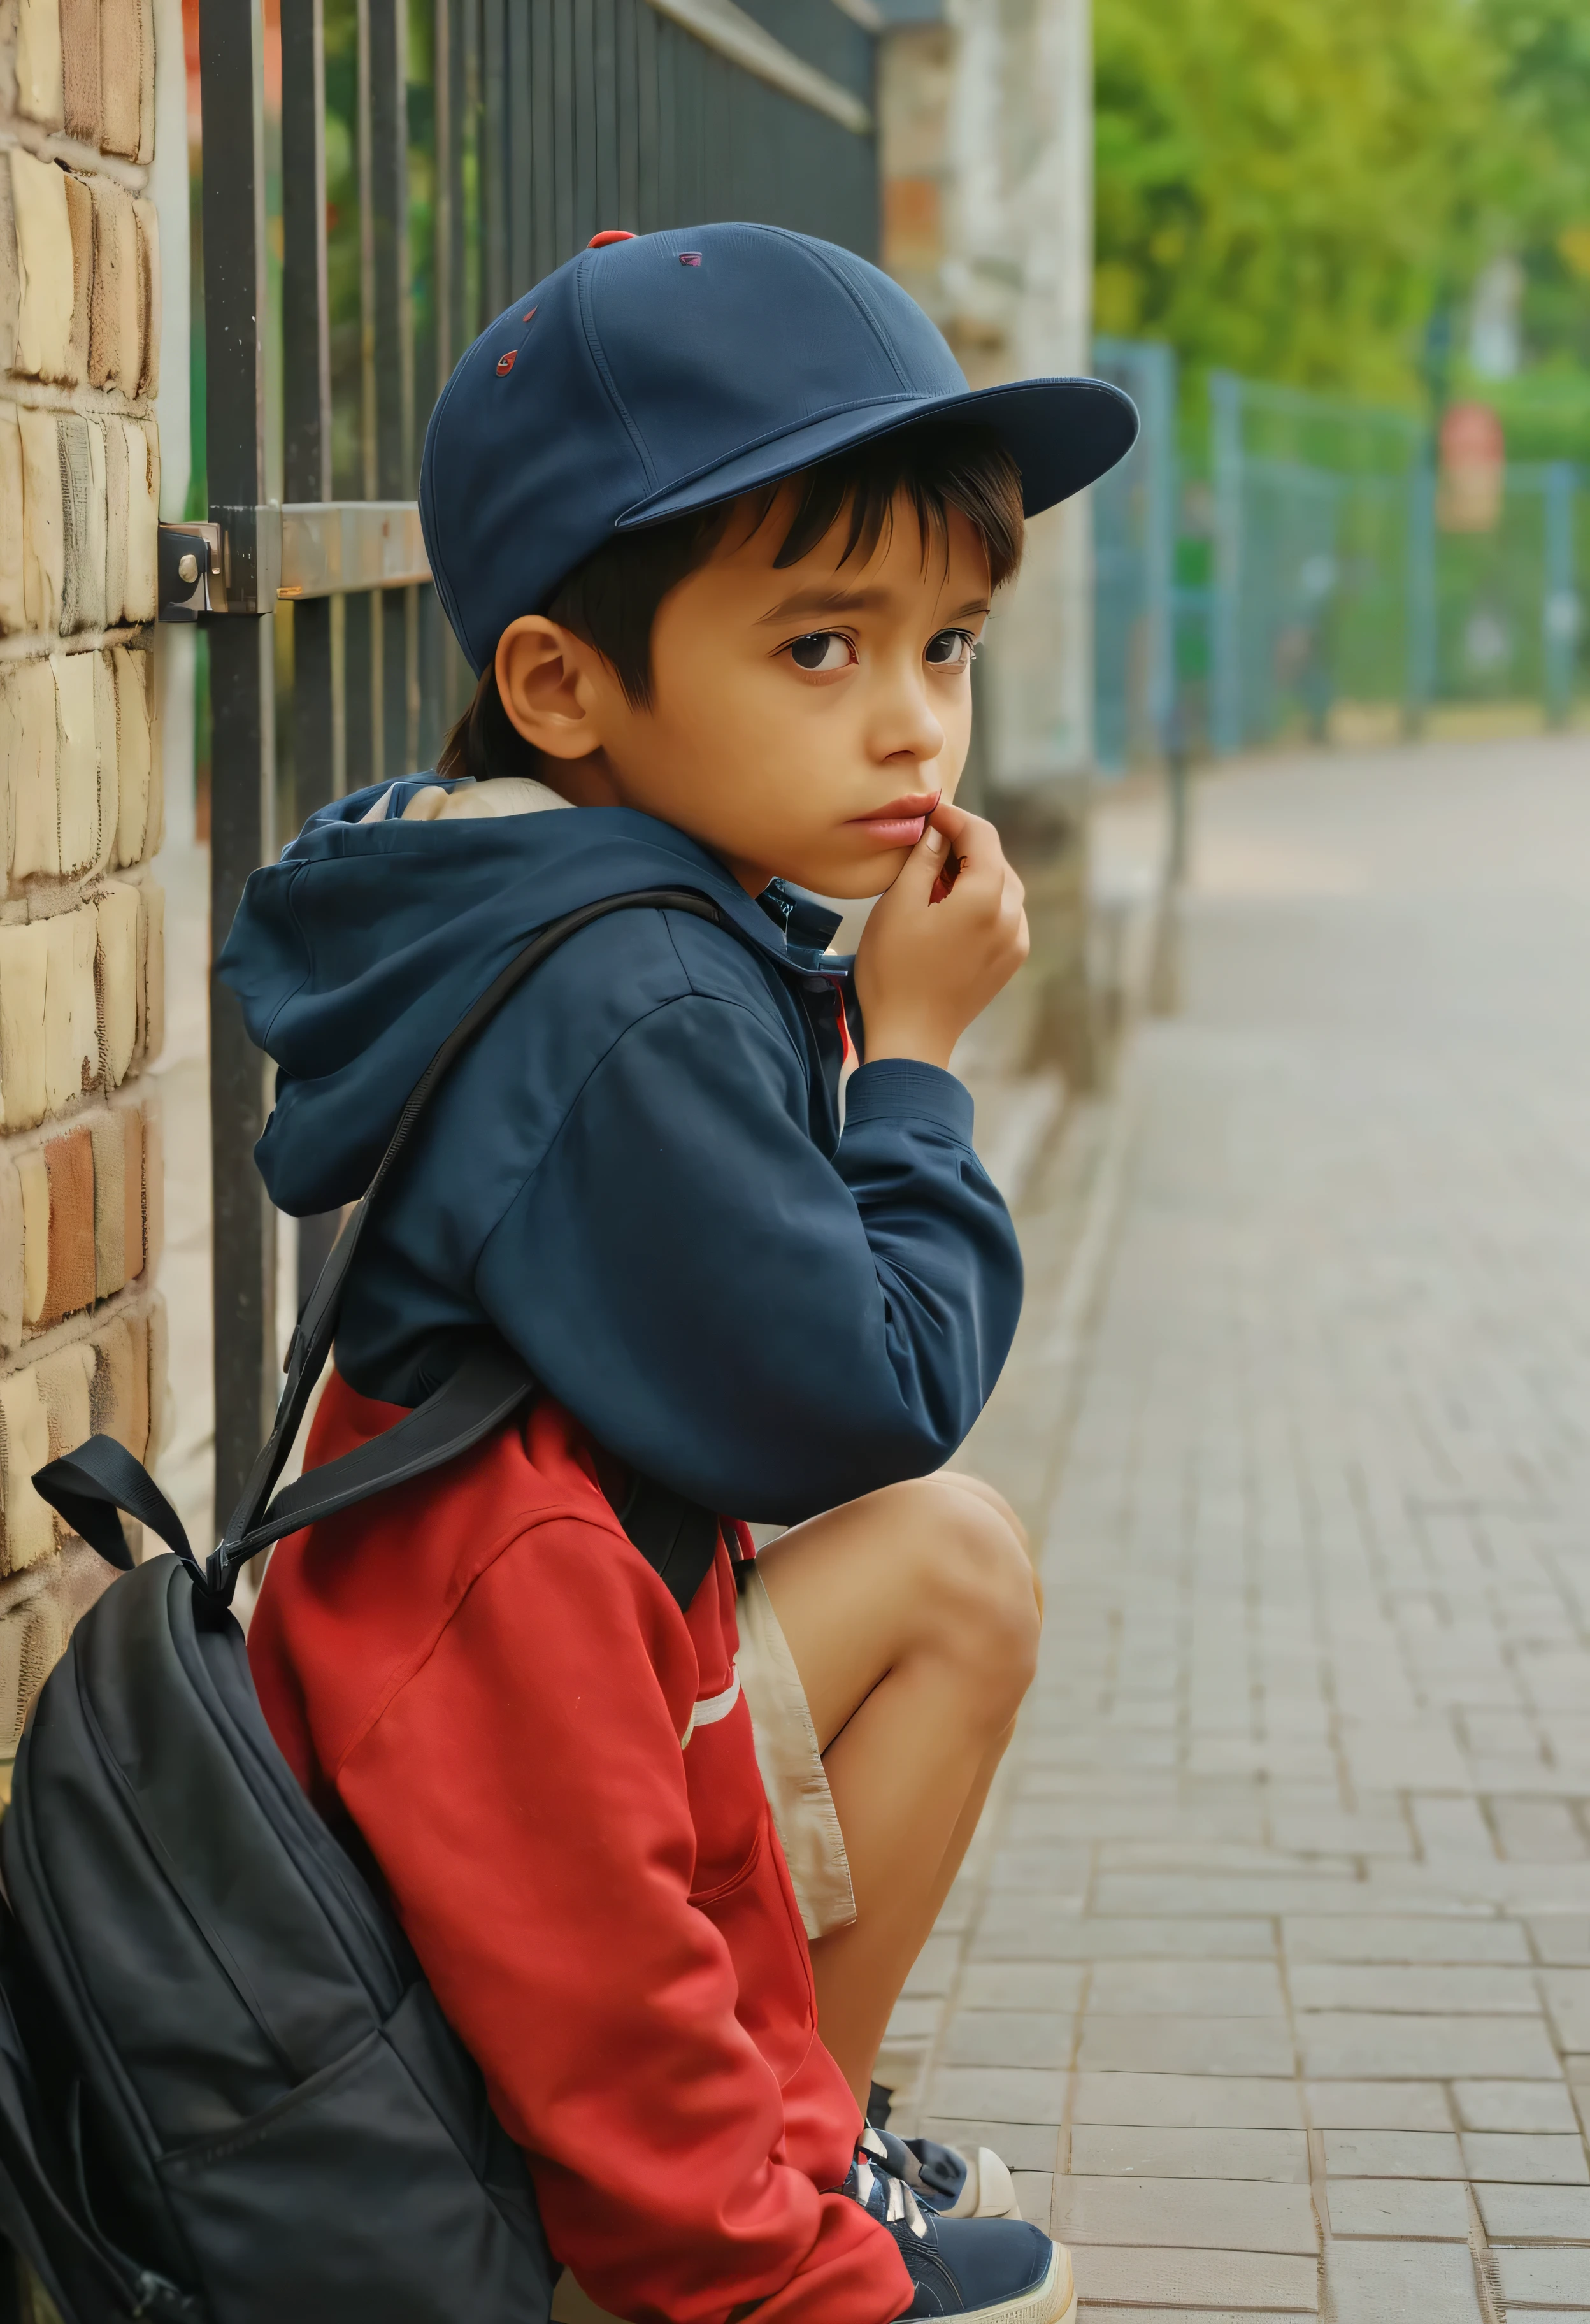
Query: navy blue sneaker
[
  {"left": 861, "top": 2122, "right": 1022, "bottom": 2219},
  {"left": 842, "top": 2149, "right": 1077, "bottom": 2323}
]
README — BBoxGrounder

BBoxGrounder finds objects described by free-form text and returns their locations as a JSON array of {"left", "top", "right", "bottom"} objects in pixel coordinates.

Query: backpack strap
[{"left": 33, "top": 887, "right": 731, "bottom": 1619}]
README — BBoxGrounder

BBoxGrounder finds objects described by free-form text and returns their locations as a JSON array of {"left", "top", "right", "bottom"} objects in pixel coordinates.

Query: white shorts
[{"left": 734, "top": 1563, "right": 856, "bottom": 1941}]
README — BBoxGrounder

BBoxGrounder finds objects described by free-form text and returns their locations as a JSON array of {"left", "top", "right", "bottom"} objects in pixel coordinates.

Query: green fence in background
[{"left": 1092, "top": 352, "right": 1587, "bottom": 768}]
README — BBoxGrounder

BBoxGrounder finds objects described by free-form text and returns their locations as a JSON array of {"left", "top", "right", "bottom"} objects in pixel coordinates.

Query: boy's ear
[{"left": 494, "top": 617, "right": 608, "bottom": 761}]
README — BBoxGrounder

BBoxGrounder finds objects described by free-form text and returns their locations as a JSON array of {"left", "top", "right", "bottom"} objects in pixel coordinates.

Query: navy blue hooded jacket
[{"left": 218, "top": 782, "right": 1023, "bottom": 1524}]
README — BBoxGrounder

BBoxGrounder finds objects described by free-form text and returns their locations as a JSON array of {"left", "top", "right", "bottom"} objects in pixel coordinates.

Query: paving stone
[
  {"left": 1300, "top": 2012, "right": 1559, "bottom": 2080},
  {"left": 1087, "top": 1960, "right": 1287, "bottom": 2018},
  {"left": 1320, "top": 2130, "right": 1464, "bottom": 2179},
  {"left": 1069, "top": 2125, "right": 1310, "bottom": 2183},
  {"left": 1324, "top": 2239, "right": 1483, "bottom": 2321},
  {"left": 1078, "top": 2016, "right": 1296, "bottom": 2077},
  {"left": 901, "top": 1933, "right": 962, "bottom": 1998},
  {"left": 1006, "top": 1917, "right": 1277, "bottom": 1960},
  {"left": 919, "top": 2120, "right": 1061, "bottom": 2170},
  {"left": 1284, "top": 1917, "right": 1531, "bottom": 1965},
  {"left": 1460, "top": 2132, "right": 1590, "bottom": 2184},
  {"left": 1529, "top": 1917, "right": 1590, "bottom": 1966},
  {"left": 884, "top": 1998, "right": 942, "bottom": 2042},
  {"left": 1454, "top": 2080, "right": 1579, "bottom": 2132},
  {"left": 1072, "top": 2074, "right": 1306, "bottom": 2130},
  {"left": 1289, "top": 1965, "right": 1538, "bottom": 2014},
  {"left": 1071, "top": 2246, "right": 1319, "bottom": 2312},
  {"left": 1541, "top": 1970, "right": 1590, "bottom": 2051},
  {"left": 1077, "top": 2314, "right": 1308, "bottom": 2324},
  {"left": 1010, "top": 2170, "right": 1052, "bottom": 2230},
  {"left": 1491, "top": 1800, "right": 1588, "bottom": 1864},
  {"left": 924, "top": 2068, "right": 1070, "bottom": 2125},
  {"left": 956, "top": 1964, "right": 1087, "bottom": 2012},
  {"left": 1496, "top": 2248, "right": 1590, "bottom": 2306},
  {"left": 1094, "top": 1875, "right": 1387, "bottom": 1919},
  {"left": 1475, "top": 2181, "right": 1590, "bottom": 2240},
  {"left": 1305, "top": 2083, "right": 1453, "bottom": 2131},
  {"left": 1052, "top": 2174, "right": 1319, "bottom": 2253},
  {"left": 968, "top": 1898, "right": 1092, "bottom": 1960},
  {"left": 987, "top": 1846, "right": 1099, "bottom": 1892},
  {"left": 1324, "top": 2179, "right": 1470, "bottom": 2239},
  {"left": 941, "top": 2011, "right": 1073, "bottom": 2069}
]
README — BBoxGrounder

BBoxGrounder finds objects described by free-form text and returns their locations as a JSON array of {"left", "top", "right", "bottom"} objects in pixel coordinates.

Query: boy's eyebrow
[{"left": 757, "top": 586, "right": 992, "bottom": 625}]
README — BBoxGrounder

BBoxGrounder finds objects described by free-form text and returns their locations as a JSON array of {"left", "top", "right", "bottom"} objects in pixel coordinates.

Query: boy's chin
[{"left": 791, "top": 852, "right": 912, "bottom": 903}]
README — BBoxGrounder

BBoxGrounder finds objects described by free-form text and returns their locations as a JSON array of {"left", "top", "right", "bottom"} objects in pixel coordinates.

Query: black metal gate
[{"left": 170, "top": 0, "right": 880, "bottom": 1522}]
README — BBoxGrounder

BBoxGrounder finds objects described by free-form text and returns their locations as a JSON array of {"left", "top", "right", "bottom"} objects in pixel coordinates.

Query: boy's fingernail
[{"left": 923, "top": 828, "right": 945, "bottom": 854}]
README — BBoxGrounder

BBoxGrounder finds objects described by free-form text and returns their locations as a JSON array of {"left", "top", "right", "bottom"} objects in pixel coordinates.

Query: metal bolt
[{"left": 177, "top": 552, "right": 199, "bottom": 585}]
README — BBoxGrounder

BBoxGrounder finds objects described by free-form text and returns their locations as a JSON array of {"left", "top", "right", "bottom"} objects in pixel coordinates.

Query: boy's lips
[{"left": 847, "top": 794, "right": 940, "bottom": 847}]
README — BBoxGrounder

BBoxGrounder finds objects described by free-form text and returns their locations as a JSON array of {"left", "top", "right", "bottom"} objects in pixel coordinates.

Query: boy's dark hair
[{"left": 436, "top": 421, "right": 1024, "bottom": 786}]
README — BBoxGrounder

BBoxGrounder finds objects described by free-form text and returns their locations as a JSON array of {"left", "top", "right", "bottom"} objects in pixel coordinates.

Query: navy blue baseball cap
[{"left": 420, "top": 222, "right": 1139, "bottom": 676}]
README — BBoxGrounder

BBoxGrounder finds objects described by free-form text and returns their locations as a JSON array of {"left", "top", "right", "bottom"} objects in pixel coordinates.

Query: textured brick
[
  {"left": 1052, "top": 2174, "right": 1318, "bottom": 2253},
  {"left": 1321, "top": 2130, "right": 1463, "bottom": 2179},
  {"left": 1460, "top": 2131, "right": 1590, "bottom": 2184},
  {"left": 1069, "top": 2125, "right": 1310, "bottom": 2183},
  {"left": 1071, "top": 2075, "right": 1305, "bottom": 2130},
  {"left": 1300, "top": 2014, "right": 1559, "bottom": 2081},
  {"left": 1071, "top": 2246, "right": 1319, "bottom": 2312},
  {"left": 1454, "top": 2079, "right": 1579, "bottom": 2133},
  {"left": 1495, "top": 2248, "right": 1590, "bottom": 2306},
  {"left": 1305, "top": 2083, "right": 1454, "bottom": 2132},
  {"left": 1326, "top": 2241, "right": 1482, "bottom": 2322},
  {"left": 1475, "top": 2180, "right": 1590, "bottom": 2240},
  {"left": 941, "top": 2011, "right": 1072, "bottom": 2069},
  {"left": 1324, "top": 2179, "right": 1470, "bottom": 2239},
  {"left": 924, "top": 2068, "right": 1068, "bottom": 2125},
  {"left": 1088, "top": 1960, "right": 1287, "bottom": 2018},
  {"left": 1078, "top": 2015, "right": 1295, "bottom": 2077}
]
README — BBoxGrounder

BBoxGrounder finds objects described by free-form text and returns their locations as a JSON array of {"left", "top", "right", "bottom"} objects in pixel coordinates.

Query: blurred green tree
[
  {"left": 1093, "top": 0, "right": 1501, "bottom": 401},
  {"left": 1471, "top": 0, "right": 1590, "bottom": 377}
]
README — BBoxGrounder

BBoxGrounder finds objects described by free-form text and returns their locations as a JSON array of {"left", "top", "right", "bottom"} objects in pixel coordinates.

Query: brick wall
[{"left": 0, "top": 0, "right": 165, "bottom": 1759}]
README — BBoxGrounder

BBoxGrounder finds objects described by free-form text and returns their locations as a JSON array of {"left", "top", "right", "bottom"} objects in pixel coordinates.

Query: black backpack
[{"left": 0, "top": 889, "right": 730, "bottom": 2323}]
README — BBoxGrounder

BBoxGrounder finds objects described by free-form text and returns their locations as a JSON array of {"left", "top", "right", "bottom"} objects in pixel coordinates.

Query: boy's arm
[
  {"left": 475, "top": 989, "right": 1021, "bottom": 1525},
  {"left": 331, "top": 1512, "right": 908, "bottom": 2324}
]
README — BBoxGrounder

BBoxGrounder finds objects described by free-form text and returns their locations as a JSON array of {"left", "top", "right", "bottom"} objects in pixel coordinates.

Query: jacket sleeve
[
  {"left": 474, "top": 993, "right": 1022, "bottom": 1522},
  {"left": 333, "top": 1516, "right": 908, "bottom": 2324}
]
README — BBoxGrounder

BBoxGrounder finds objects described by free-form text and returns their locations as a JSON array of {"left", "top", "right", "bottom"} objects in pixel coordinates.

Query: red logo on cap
[
  {"left": 496, "top": 350, "right": 516, "bottom": 375},
  {"left": 588, "top": 229, "right": 636, "bottom": 248},
  {"left": 679, "top": 252, "right": 702, "bottom": 267}
]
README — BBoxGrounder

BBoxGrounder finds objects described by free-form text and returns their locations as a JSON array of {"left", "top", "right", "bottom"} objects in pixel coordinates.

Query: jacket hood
[{"left": 218, "top": 780, "right": 842, "bottom": 1217}]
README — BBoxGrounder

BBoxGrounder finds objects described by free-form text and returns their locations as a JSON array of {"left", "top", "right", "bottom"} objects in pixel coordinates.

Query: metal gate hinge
[{"left": 158, "top": 506, "right": 282, "bottom": 620}]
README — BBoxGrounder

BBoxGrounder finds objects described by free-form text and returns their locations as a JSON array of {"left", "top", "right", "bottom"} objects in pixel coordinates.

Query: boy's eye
[
  {"left": 787, "top": 632, "right": 854, "bottom": 673},
  {"left": 926, "top": 628, "right": 977, "bottom": 669}
]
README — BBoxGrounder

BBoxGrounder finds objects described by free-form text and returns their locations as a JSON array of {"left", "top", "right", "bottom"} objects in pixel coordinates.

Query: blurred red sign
[{"left": 1438, "top": 402, "right": 1505, "bottom": 533}]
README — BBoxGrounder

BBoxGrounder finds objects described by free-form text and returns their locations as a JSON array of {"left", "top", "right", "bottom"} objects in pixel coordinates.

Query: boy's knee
[{"left": 905, "top": 1476, "right": 1040, "bottom": 1699}]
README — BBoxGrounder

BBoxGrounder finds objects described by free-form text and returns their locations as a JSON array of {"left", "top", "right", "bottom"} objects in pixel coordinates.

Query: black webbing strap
[{"left": 32, "top": 887, "right": 729, "bottom": 1616}]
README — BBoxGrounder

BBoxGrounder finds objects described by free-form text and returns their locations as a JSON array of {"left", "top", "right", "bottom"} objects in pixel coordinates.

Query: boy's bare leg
[{"left": 756, "top": 1475, "right": 1040, "bottom": 2106}]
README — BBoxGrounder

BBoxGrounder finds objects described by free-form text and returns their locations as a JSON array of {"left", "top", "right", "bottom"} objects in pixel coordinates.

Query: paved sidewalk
[{"left": 901, "top": 735, "right": 1590, "bottom": 2321}]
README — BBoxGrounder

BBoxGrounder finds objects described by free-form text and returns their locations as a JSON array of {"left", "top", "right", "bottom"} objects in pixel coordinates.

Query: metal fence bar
[
  {"left": 368, "top": 0, "right": 413, "bottom": 777},
  {"left": 1405, "top": 461, "right": 1437, "bottom": 730},
  {"left": 1209, "top": 370, "right": 1243, "bottom": 755},
  {"left": 282, "top": 0, "right": 345, "bottom": 1319},
  {"left": 200, "top": 2, "right": 278, "bottom": 1524},
  {"left": 1544, "top": 461, "right": 1578, "bottom": 729},
  {"left": 347, "top": 0, "right": 382, "bottom": 789}
]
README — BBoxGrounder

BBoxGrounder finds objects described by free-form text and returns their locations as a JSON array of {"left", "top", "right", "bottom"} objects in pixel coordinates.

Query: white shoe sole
[{"left": 934, "top": 2241, "right": 1077, "bottom": 2324}]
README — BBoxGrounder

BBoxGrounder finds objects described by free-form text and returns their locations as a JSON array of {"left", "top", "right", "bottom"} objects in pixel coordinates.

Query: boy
[{"left": 222, "top": 224, "right": 1135, "bottom": 2324}]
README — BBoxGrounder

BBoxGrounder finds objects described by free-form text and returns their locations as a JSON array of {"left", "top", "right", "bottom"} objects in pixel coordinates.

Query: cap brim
[{"left": 615, "top": 375, "right": 1140, "bottom": 531}]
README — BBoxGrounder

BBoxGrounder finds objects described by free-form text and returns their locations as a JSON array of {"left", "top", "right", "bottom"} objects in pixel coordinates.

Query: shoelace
[{"left": 851, "top": 2153, "right": 929, "bottom": 2239}]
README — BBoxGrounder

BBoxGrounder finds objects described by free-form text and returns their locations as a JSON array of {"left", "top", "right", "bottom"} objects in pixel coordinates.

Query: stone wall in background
[{"left": 0, "top": 0, "right": 165, "bottom": 1761}]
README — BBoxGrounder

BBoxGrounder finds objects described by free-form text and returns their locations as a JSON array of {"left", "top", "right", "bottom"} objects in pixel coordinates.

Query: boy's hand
[{"left": 854, "top": 803, "right": 1029, "bottom": 1070}]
